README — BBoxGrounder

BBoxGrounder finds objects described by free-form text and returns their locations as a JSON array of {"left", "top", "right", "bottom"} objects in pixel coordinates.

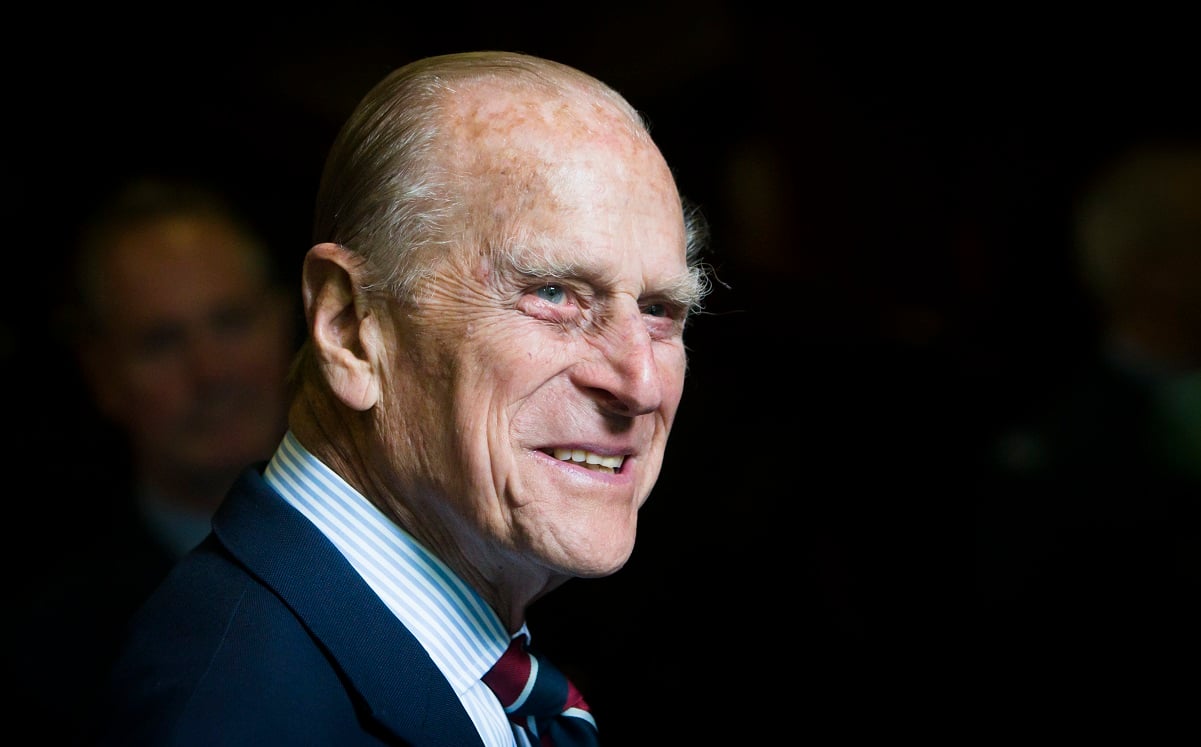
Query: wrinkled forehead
[
  {"left": 442, "top": 82, "right": 682, "bottom": 236},
  {"left": 447, "top": 78, "right": 647, "bottom": 152},
  {"left": 449, "top": 80, "right": 671, "bottom": 179}
]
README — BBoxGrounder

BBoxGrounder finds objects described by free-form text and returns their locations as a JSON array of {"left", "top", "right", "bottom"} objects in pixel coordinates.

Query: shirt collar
[{"left": 264, "top": 430, "right": 514, "bottom": 694}]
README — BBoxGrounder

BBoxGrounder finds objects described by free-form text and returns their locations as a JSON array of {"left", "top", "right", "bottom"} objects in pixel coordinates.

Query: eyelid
[{"left": 642, "top": 297, "right": 686, "bottom": 319}]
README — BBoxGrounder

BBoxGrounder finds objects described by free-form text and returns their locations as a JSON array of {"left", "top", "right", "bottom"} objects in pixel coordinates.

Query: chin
[
  {"left": 572, "top": 561, "right": 630, "bottom": 580},
  {"left": 561, "top": 539, "right": 636, "bottom": 579}
]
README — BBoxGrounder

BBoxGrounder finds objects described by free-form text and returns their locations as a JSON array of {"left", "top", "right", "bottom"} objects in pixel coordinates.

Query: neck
[{"left": 289, "top": 386, "right": 568, "bottom": 634}]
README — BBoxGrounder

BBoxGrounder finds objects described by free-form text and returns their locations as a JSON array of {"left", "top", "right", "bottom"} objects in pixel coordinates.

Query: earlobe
[{"left": 302, "top": 243, "right": 381, "bottom": 411}]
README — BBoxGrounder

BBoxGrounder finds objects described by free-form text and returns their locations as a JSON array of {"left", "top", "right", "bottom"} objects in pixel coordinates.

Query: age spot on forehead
[
  {"left": 450, "top": 83, "right": 645, "bottom": 159},
  {"left": 443, "top": 82, "right": 677, "bottom": 251}
]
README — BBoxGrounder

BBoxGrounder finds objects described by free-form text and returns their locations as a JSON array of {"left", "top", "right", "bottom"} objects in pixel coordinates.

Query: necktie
[{"left": 482, "top": 634, "right": 600, "bottom": 746}]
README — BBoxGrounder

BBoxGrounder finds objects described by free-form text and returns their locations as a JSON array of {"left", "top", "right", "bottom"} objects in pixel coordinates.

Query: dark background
[{"left": 7, "top": 5, "right": 1200, "bottom": 741}]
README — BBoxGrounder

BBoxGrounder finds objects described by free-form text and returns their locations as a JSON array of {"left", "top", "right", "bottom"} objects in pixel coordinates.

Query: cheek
[
  {"left": 241, "top": 323, "right": 294, "bottom": 365},
  {"left": 471, "top": 320, "right": 571, "bottom": 388},
  {"left": 122, "top": 361, "right": 188, "bottom": 407},
  {"left": 118, "top": 380, "right": 187, "bottom": 435},
  {"left": 465, "top": 338, "right": 559, "bottom": 449},
  {"left": 659, "top": 347, "right": 689, "bottom": 412}
]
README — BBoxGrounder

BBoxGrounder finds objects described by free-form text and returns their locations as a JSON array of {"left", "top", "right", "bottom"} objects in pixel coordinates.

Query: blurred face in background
[{"left": 81, "top": 213, "right": 295, "bottom": 505}]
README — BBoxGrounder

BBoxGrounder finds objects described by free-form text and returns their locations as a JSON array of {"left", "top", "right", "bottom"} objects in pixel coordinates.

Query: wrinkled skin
[{"left": 299, "top": 82, "right": 699, "bottom": 629}]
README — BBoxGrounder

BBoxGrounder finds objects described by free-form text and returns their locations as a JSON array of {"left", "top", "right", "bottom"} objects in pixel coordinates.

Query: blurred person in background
[
  {"left": 5, "top": 175, "right": 299, "bottom": 743},
  {"left": 977, "top": 137, "right": 1201, "bottom": 716},
  {"left": 92, "top": 51, "right": 711, "bottom": 746}
]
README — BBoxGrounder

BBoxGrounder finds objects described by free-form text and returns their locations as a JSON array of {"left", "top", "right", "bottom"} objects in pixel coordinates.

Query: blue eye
[
  {"left": 643, "top": 303, "right": 666, "bottom": 318},
  {"left": 535, "top": 284, "right": 567, "bottom": 304}
]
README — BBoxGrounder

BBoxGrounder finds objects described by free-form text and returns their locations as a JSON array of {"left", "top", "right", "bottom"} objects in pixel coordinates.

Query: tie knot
[{"left": 482, "top": 634, "right": 599, "bottom": 746}]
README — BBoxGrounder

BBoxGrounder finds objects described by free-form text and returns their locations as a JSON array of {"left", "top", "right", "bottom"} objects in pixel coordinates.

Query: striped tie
[{"left": 481, "top": 634, "right": 599, "bottom": 746}]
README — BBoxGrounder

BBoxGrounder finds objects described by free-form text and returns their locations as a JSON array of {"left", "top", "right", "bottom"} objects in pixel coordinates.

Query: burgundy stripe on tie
[{"left": 482, "top": 634, "right": 599, "bottom": 746}]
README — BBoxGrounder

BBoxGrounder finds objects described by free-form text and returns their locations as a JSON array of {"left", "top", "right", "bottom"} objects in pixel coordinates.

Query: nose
[
  {"left": 572, "top": 303, "right": 663, "bottom": 417},
  {"left": 186, "top": 327, "right": 238, "bottom": 384}
]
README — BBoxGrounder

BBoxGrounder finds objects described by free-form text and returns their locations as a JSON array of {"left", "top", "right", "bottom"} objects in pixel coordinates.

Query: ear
[{"left": 302, "top": 242, "right": 384, "bottom": 411}]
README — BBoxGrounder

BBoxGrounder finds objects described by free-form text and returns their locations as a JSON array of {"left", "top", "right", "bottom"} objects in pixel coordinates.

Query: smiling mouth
[{"left": 545, "top": 448, "right": 624, "bottom": 474}]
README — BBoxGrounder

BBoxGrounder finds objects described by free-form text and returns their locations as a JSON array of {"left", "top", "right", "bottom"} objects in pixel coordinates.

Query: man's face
[
  {"left": 87, "top": 216, "right": 294, "bottom": 494},
  {"left": 377, "top": 91, "right": 696, "bottom": 582}
]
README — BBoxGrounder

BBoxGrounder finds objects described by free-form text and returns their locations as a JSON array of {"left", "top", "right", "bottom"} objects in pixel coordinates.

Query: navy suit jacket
[{"left": 93, "top": 465, "right": 486, "bottom": 747}]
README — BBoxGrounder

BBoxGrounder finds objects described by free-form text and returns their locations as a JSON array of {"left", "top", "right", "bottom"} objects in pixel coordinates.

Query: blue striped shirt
[{"left": 264, "top": 430, "right": 530, "bottom": 746}]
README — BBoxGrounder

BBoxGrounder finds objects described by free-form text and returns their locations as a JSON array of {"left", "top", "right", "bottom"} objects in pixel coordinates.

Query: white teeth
[{"left": 551, "top": 448, "right": 623, "bottom": 471}]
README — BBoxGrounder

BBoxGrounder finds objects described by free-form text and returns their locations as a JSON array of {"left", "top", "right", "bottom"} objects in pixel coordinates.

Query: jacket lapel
[{"left": 212, "top": 468, "right": 485, "bottom": 747}]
